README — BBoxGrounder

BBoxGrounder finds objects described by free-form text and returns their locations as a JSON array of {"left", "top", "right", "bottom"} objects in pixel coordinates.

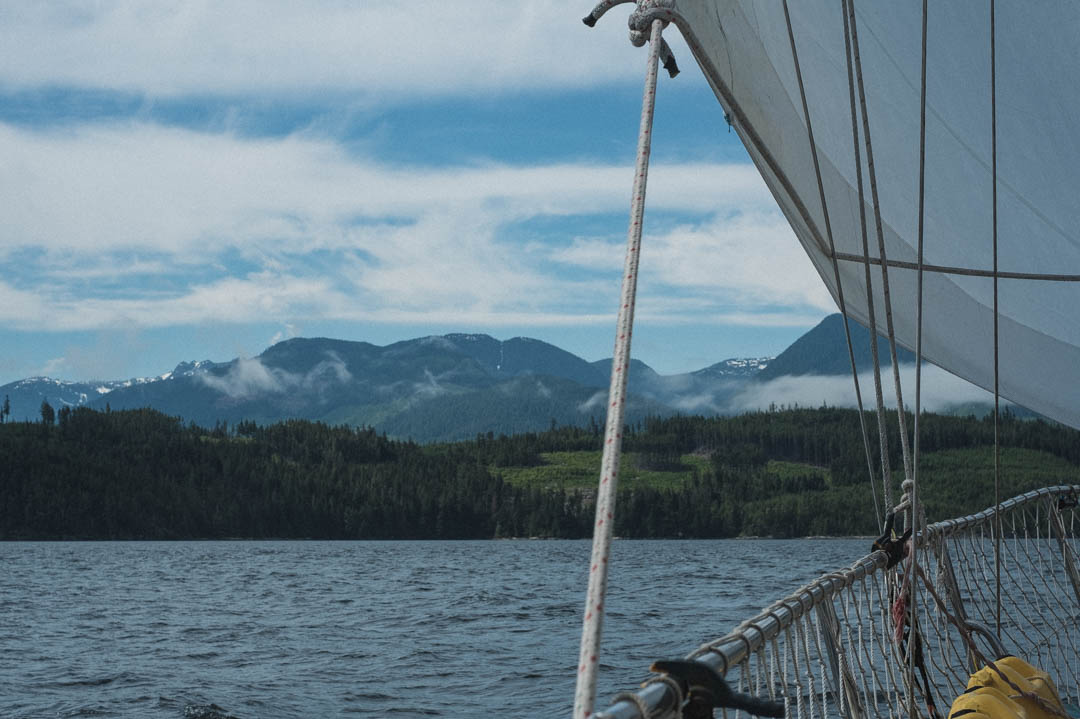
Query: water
[{"left": 1, "top": 539, "right": 868, "bottom": 718}]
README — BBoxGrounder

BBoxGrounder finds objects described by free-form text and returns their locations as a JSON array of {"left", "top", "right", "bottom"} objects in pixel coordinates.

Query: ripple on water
[{"left": 1, "top": 538, "right": 868, "bottom": 718}]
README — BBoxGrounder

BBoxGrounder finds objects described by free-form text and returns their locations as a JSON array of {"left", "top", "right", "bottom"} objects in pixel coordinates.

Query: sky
[{"left": 0, "top": 1, "right": 837, "bottom": 386}]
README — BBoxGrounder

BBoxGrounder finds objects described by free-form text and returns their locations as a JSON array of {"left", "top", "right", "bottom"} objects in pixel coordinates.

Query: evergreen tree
[{"left": 40, "top": 400, "right": 55, "bottom": 425}]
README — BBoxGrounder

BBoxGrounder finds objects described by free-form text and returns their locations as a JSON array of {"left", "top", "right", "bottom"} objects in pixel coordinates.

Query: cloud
[
  {"left": 270, "top": 323, "right": 299, "bottom": 346},
  {"left": 0, "top": 123, "right": 769, "bottom": 258},
  {"left": 197, "top": 351, "right": 351, "bottom": 399},
  {"left": 199, "top": 357, "right": 284, "bottom": 399},
  {"left": 412, "top": 369, "right": 448, "bottom": 400},
  {"left": 578, "top": 390, "right": 607, "bottom": 413},
  {"left": 727, "top": 364, "right": 998, "bottom": 414},
  {"left": 1, "top": 121, "right": 827, "bottom": 334},
  {"left": 555, "top": 211, "right": 836, "bottom": 314},
  {"left": 38, "top": 357, "right": 67, "bottom": 377},
  {"left": 0, "top": 1, "right": 669, "bottom": 99}
]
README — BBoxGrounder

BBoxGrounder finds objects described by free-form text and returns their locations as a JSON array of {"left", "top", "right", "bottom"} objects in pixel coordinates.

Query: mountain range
[{"left": 0, "top": 315, "right": 973, "bottom": 441}]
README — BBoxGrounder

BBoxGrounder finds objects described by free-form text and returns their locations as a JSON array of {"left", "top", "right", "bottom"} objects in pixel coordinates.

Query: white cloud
[
  {"left": 727, "top": 364, "right": 998, "bottom": 414},
  {"left": 199, "top": 357, "right": 285, "bottom": 399},
  {"left": 554, "top": 212, "right": 837, "bottom": 314},
  {"left": 0, "top": 1, "right": 665, "bottom": 99},
  {"left": 577, "top": 390, "right": 607, "bottom": 413},
  {"left": 1, "top": 121, "right": 827, "bottom": 333},
  {"left": 269, "top": 323, "right": 299, "bottom": 346},
  {"left": 0, "top": 123, "right": 769, "bottom": 258},
  {"left": 197, "top": 351, "right": 351, "bottom": 399},
  {"left": 38, "top": 357, "right": 68, "bottom": 377}
]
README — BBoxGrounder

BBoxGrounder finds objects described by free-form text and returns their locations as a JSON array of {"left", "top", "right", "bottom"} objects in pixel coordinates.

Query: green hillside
[{"left": 2, "top": 405, "right": 1077, "bottom": 540}]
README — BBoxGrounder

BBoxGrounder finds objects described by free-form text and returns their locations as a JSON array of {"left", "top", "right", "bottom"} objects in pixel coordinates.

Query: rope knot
[
  {"left": 628, "top": 2, "right": 680, "bottom": 76},
  {"left": 582, "top": 0, "right": 680, "bottom": 77},
  {"left": 628, "top": 0, "right": 673, "bottom": 44}
]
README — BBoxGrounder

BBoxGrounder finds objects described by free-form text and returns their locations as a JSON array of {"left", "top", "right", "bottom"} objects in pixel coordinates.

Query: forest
[{"left": 1, "top": 404, "right": 1078, "bottom": 540}]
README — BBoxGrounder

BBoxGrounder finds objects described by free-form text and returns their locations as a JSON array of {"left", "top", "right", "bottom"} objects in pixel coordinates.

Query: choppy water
[{"left": 1, "top": 539, "right": 867, "bottom": 718}]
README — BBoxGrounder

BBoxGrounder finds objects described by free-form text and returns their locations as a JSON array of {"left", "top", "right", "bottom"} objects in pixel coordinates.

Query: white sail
[{"left": 666, "top": 0, "right": 1080, "bottom": 428}]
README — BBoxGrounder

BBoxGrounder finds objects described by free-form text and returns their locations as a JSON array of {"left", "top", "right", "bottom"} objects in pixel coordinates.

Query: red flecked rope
[{"left": 573, "top": 17, "right": 663, "bottom": 719}]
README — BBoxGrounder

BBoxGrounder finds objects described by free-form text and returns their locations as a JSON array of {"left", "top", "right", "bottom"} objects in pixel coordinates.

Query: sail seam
[{"left": 829, "top": 254, "right": 1080, "bottom": 281}]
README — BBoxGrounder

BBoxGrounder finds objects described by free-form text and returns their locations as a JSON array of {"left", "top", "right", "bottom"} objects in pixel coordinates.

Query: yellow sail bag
[{"left": 948, "top": 656, "right": 1065, "bottom": 719}]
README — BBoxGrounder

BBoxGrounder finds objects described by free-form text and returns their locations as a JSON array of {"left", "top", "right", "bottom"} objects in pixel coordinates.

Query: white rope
[
  {"left": 573, "top": 18, "right": 664, "bottom": 719},
  {"left": 783, "top": 0, "right": 882, "bottom": 532},
  {"left": 810, "top": 606, "right": 831, "bottom": 719},
  {"left": 841, "top": 0, "right": 893, "bottom": 513},
  {"left": 846, "top": 0, "right": 915, "bottom": 489},
  {"left": 787, "top": 624, "right": 804, "bottom": 719}
]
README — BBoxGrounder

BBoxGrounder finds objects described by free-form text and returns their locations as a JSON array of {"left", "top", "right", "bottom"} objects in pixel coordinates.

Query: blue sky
[{"left": 0, "top": 1, "right": 835, "bottom": 385}]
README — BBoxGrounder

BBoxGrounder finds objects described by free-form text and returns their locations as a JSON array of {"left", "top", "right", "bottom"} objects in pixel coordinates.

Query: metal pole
[{"left": 573, "top": 17, "right": 664, "bottom": 719}]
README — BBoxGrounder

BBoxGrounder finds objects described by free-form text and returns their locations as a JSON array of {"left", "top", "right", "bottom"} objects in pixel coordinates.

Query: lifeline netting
[{"left": 599, "top": 485, "right": 1080, "bottom": 719}]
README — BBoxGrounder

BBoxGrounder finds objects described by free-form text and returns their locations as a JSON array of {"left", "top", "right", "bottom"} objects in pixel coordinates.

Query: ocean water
[{"left": 1, "top": 539, "right": 868, "bottom": 718}]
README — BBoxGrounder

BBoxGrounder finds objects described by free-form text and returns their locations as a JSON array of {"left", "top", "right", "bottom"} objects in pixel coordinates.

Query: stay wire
[
  {"left": 911, "top": 1, "right": 929, "bottom": 716},
  {"left": 842, "top": 0, "right": 893, "bottom": 512},
  {"left": 991, "top": 0, "right": 1002, "bottom": 637},
  {"left": 783, "top": 0, "right": 881, "bottom": 533},
  {"left": 847, "top": 0, "right": 915, "bottom": 493}
]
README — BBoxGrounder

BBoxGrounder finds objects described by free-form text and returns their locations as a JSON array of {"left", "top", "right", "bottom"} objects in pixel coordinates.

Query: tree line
[{"left": 1, "top": 405, "right": 1077, "bottom": 540}]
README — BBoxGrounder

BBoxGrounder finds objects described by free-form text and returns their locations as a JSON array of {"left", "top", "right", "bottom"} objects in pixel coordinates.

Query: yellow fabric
[{"left": 948, "top": 656, "right": 1065, "bottom": 719}]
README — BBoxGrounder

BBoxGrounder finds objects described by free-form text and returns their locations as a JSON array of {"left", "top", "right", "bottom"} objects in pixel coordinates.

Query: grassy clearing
[
  {"left": 766, "top": 459, "right": 831, "bottom": 485},
  {"left": 493, "top": 445, "right": 1080, "bottom": 509},
  {"left": 918, "top": 446, "right": 1079, "bottom": 518},
  {"left": 494, "top": 452, "right": 828, "bottom": 491}
]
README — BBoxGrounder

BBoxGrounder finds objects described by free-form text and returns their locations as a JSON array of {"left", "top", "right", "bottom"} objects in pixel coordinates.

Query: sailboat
[{"left": 572, "top": 1, "right": 1080, "bottom": 718}]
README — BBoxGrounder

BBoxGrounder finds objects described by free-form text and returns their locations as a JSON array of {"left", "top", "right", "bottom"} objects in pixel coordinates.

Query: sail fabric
[{"left": 673, "top": 0, "right": 1080, "bottom": 427}]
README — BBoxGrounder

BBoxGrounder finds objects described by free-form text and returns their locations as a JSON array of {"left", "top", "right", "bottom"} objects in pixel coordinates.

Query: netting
[{"left": 597, "top": 485, "right": 1080, "bottom": 719}]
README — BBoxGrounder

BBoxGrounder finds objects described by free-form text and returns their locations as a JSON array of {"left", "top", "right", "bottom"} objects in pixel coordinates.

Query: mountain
[
  {"left": 0, "top": 361, "right": 221, "bottom": 423},
  {"left": 694, "top": 357, "right": 772, "bottom": 379},
  {"left": 1, "top": 334, "right": 760, "bottom": 441},
  {"left": 4, "top": 316, "right": 1003, "bottom": 440},
  {"left": 757, "top": 314, "right": 915, "bottom": 380}
]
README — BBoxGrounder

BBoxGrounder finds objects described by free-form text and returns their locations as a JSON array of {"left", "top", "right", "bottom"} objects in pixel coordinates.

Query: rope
[
  {"left": 611, "top": 691, "right": 654, "bottom": 719},
  {"left": 846, "top": 0, "right": 915, "bottom": 496},
  {"left": 911, "top": 2, "right": 929, "bottom": 717},
  {"left": 990, "top": 0, "right": 1003, "bottom": 638},
  {"left": 573, "top": 18, "right": 664, "bottom": 719},
  {"left": 784, "top": 0, "right": 881, "bottom": 532},
  {"left": 641, "top": 675, "right": 684, "bottom": 718},
  {"left": 841, "top": 0, "right": 893, "bottom": 514}
]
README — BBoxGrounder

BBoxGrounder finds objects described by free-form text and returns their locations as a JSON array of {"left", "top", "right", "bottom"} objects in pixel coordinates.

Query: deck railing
[{"left": 596, "top": 485, "right": 1080, "bottom": 719}]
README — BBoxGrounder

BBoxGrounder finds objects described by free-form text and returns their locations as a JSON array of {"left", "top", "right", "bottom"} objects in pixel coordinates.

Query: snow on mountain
[{"left": 0, "top": 360, "right": 219, "bottom": 422}]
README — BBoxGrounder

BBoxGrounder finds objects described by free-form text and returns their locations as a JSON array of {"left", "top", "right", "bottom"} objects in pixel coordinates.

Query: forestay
[{"left": 664, "top": 0, "right": 1080, "bottom": 428}]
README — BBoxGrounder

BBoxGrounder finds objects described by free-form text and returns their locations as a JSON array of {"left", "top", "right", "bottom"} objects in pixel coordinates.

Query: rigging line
[
  {"left": 783, "top": 0, "right": 881, "bottom": 532},
  {"left": 842, "top": 0, "right": 892, "bottom": 512},
  {"left": 847, "top": 0, "right": 914, "bottom": 489},
  {"left": 573, "top": 17, "right": 663, "bottom": 719},
  {"left": 991, "top": 0, "right": 1002, "bottom": 637},
  {"left": 829, "top": 254, "right": 1080, "bottom": 282},
  {"left": 910, "top": 2, "right": 929, "bottom": 718}
]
